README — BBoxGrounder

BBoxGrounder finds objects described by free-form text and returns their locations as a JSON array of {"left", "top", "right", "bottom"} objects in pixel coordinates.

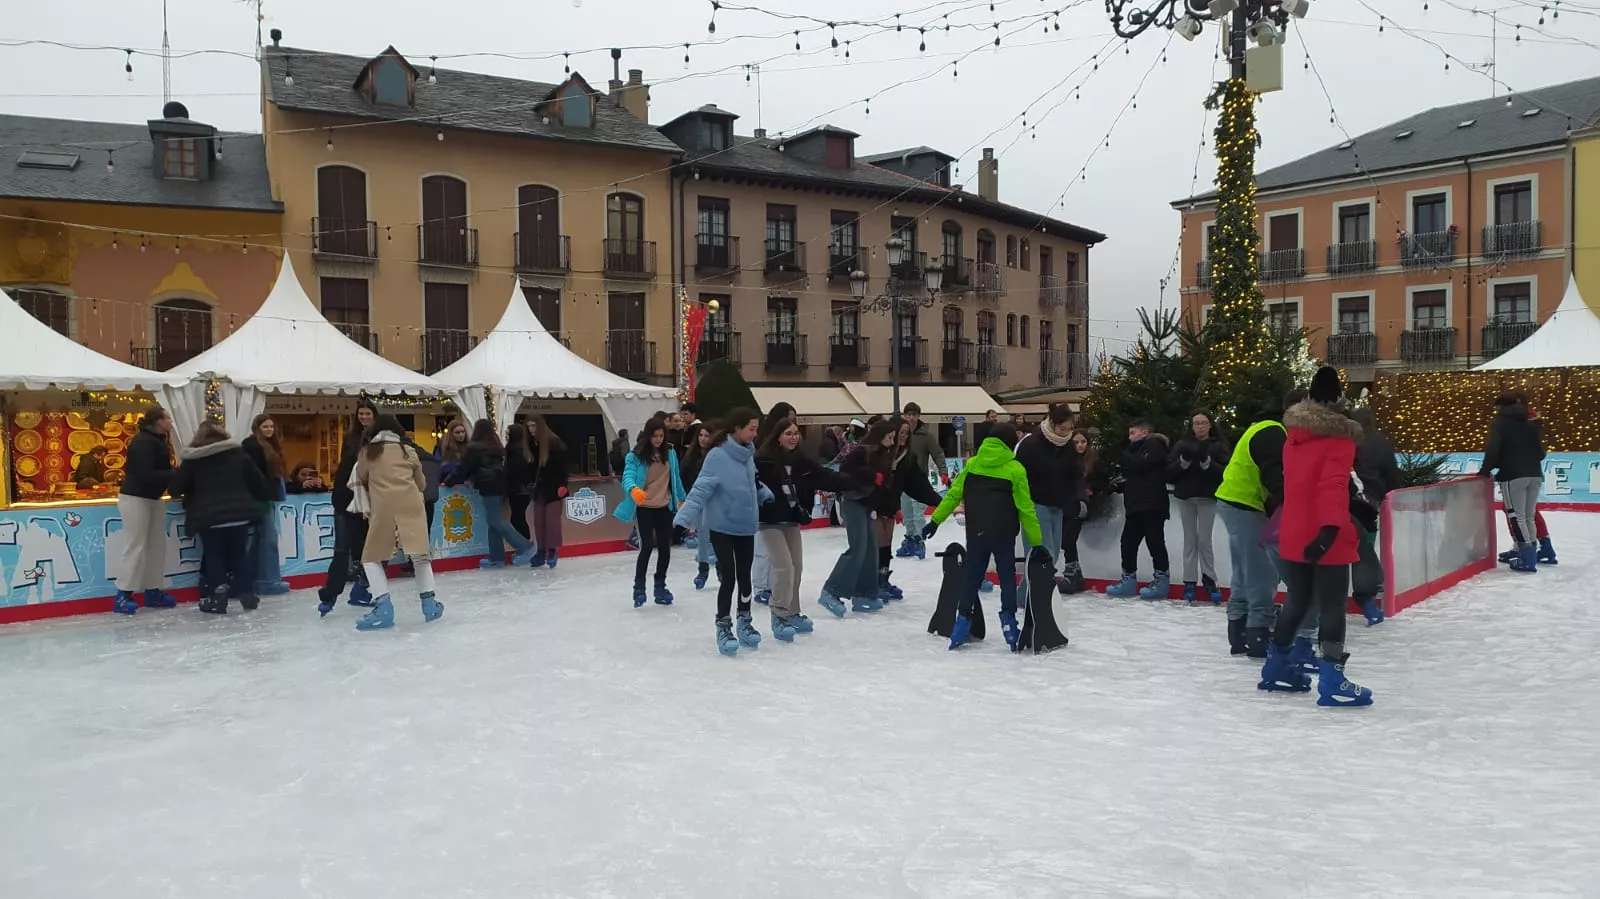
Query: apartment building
[
  {"left": 1574, "top": 115, "right": 1600, "bottom": 312},
  {"left": 260, "top": 38, "right": 680, "bottom": 380},
  {"left": 663, "top": 108, "right": 1104, "bottom": 395},
  {"left": 1175, "top": 75, "right": 1600, "bottom": 382}
]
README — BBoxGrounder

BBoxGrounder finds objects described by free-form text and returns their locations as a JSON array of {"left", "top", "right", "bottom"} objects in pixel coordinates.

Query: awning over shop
[
  {"left": 749, "top": 385, "right": 866, "bottom": 424},
  {"left": 837, "top": 383, "right": 1003, "bottom": 423}
]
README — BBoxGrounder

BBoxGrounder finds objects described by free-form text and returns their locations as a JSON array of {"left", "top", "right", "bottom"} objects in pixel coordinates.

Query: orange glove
[
  {"left": 630, "top": 487, "right": 648, "bottom": 504},
  {"left": 557, "top": 486, "right": 568, "bottom": 497}
]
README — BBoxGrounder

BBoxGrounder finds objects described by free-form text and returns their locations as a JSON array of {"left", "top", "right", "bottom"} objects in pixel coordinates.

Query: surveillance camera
[
  {"left": 1247, "top": 20, "right": 1279, "bottom": 46},
  {"left": 1175, "top": 15, "right": 1203, "bottom": 41},
  {"left": 1208, "top": 0, "right": 1239, "bottom": 15},
  {"left": 1282, "top": 0, "right": 1310, "bottom": 18}
]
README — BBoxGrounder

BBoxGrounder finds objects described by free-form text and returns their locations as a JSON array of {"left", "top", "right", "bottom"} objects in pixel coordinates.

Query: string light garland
[{"left": 1372, "top": 368, "right": 1600, "bottom": 453}]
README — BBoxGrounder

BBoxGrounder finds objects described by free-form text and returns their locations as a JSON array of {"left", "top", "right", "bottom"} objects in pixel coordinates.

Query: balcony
[
  {"left": 420, "top": 329, "right": 476, "bottom": 374},
  {"left": 331, "top": 321, "right": 380, "bottom": 353},
  {"left": 1064, "top": 351, "right": 1090, "bottom": 389},
  {"left": 977, "top": 343, "right": 1005, "bottom": 382},
  {"left": 1482, "top": 221, "right": 1542, "bottom": 259},
  {"left": 1327, "top": 240, "right": 1377, "bottom": 276},
  {"left": 1259, "top": 247, "right": 1305, "bottom": 282},
  {"left": 311, "top": 217, "right": 377, "bottom": 261},
  {"left": 764, "top": 240, "right": 806, "bottom": 279},
  {"left": 697, "top": 328, "right": 741, "bottom": 367},
  {"left": 1195, "top": 258, "right": 1212, "bottom": 289},
  {"left": 1065, "top": 281, "right": 1089, "bottom": 318},
  {"left": 417, "top": 224, "right": 478, "bottom": 268},
  {"left": 514, "top": 233, "right": 570, "bottom": 274},
  {"left": 894, "top": 336, "right": 929, "bottom": 374},
  {"left": 941, "top": 338, "right": 975, "bottom": 376},
  {"left": 828, "top": 244, "right": 863, "bottom": 281},
  {"left": 1039, "top": 275, "right": 1066, "bottom": 312},
  {"left": 694, "top": 234, "right": 740, "bottom": 276},
  {"left": 937, "top": 254, "right": 971, "bottom": 289},
  {"left": 1399, "top": 327, "right": 1458, "bottom": 366},
  {"left": 128, "top": 344, "right": 158, "bottom": 369},
  {"left": 1480, "top": 319, "right": 1538, "bottom": 360},
  {"left": 1401, "top": 229, "right": 1457, "bottom": 269},
  {"left": 765, "top": 332, "right": 807, "bottom": 371},
  {"left": 974, "top": 262, "right": 1003, "bottom": 305},
  {"left": 1325, "top": 330, "right": 1378, "bottom": 367},
  {"left": 828, "top": 335, "right": 870, "bottom": 372},
  {"left": 606, "top": 330, "right": 656, "bottom": 377},
  {"left": 1039, "top": 348, "right": 1064, "bottom": 386},
  {"left": 603, "top": 239, "right": 656, "bottom": 279}
]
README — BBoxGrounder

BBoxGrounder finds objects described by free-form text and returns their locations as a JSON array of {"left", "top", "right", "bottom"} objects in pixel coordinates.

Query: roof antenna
[
  {"left": 751, "top": 64, "right": 764, "bottom": 133},
  {"left": 161, "top": 0, "right": 172, "bottom": 104}
]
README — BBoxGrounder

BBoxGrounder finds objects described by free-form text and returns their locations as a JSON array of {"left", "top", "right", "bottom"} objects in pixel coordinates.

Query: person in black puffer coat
[
  {"left": 503, "top": 421, "right": 536, "bottom": 543},
  {"left": 528, "top": 416, "right": 570, "bottom": 567},
  {"left": 444, "top": 418, "right": 535, "bottom": 567},
  {"left": 113, "top": 406, "right": 177, "bottom": 614},
  {"left": 317, "top": 422, "right": 374, "bottom": 613},
  {"left": 1013, "top": 403, "right": 1083, "bottom": 596},
  {"left": 1106, "top": 419, "right": 1172, "bottom": 598},
  {"left": 168, "top": 421, "right": 272, "bottom": 613},
  {"left": 755, "top": 417, "right": 857, "bottom": 635},
  {"left": 1479, "top": 393, "right": 1548, "bottom": 572},
  {"left": 1166, "top": 411, "right": 1230, "bottom": 603}
]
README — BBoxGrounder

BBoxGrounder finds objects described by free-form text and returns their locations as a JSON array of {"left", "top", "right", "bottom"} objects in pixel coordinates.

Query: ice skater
[
  {"left": 1478, "top": 392, "right": 1547, "bottom": 572},
  {"left": 873, "top": 418, "right": 944, "bottom": 601},
  {"left": 351, "top": 414, "right": 443, "bottom": 631},
  {"left": 680, "top": 422, "right": 718, "bottom": 589},
  {"left": 755, "top": 417, "right": 856, "bottom": 641},
  {"left": 1057, "top": 430, "right": 1099, "bottom": 594},
  {"left": 615, "top": 418, "right": 687, "bottom": 606},
  {"left": 113, "top": 406, "right": 177, "bottom": 614},
  {"left": 673, "top": 408, "right": 771, "bottom": 656},
  {"left": 445, "top": 419, "right": 537, "bottom": 568},
  {"left": 1166, "top": 410, "right": 1228, "bottom": 604},
  {"left": 1013, "top": 404, "right": 1081, "bottom": 601},
  {"left": 895, "top": 402, "right": 948, "bottom": 561},
  {"left": 317, "top": 421, "right": 374, "bottom": 616},
  {"left": 1257, "top": 367, "right": 1373, "bottom": 707},
  {"left": 819, "top": 419, "right": 899, "bottom": 616},
  {"left": 169, "top": 420, "right": 273, "bottom": 614},
  {"left": 922, "top": 422, "right": 1042, "bottom": 651},
  {"left": 1104, "top": 419, "right": 1172, "bottom": 599}
]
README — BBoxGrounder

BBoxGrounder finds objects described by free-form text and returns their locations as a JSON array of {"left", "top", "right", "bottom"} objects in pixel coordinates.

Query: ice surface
[{"left": 3, "top": 514, "right": 1599, "bottom": 898}]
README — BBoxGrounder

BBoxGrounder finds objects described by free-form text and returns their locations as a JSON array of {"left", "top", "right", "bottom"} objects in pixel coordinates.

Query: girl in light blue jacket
[{"left": 674, "top": 407, "right": 772, "bottom": 655}]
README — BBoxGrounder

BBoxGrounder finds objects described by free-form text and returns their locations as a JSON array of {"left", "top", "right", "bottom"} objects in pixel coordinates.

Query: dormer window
[
  {"left": 354, "top": 47, "right": 418, "bottom": 109},
  {"left": 560, "top": 83, "right": 592, "bottom": 128},
  {"left": 162, "top": 137, "right": 199, "bottom": 180},
  {"left": 697, "top": 117, "right": 728, "bottom": 151}
]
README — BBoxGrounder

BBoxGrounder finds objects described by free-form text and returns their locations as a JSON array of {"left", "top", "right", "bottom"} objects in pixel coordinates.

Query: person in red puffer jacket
[{"left": 1257, "top": 366, "right": 1375, "bottom": 708}]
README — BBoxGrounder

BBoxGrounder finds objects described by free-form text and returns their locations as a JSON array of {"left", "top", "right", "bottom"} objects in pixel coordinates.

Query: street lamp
[
  {"left": 1105, "top": 0, "right": 1304, "bottom": 77},
  {"left": 850, "top": 236, "right": 944, "bottom": 415}
]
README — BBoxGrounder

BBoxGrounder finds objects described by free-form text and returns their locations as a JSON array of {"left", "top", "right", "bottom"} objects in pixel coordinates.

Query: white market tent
[
  {"left": 1475, "top": 275, "right": 1600, "bottom": 371},
  {"left": 434, "top": 282, "right": 676, "bottom": 434},
  {"left": 0, "top": 288, "right": 186, "bottom": 393},
  {"left": 164, "top": 254, "right": 454, "bottom": 438}
]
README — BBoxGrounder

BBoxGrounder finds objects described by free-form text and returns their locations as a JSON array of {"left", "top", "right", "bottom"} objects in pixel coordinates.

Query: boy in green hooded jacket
[{"left": 923, "top": 422, "right": 1042, "bottom": 649}]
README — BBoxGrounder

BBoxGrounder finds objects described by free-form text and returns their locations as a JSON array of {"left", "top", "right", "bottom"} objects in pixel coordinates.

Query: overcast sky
[{"left": 5, "top": 0, "right": 1599, "bottom": 355}]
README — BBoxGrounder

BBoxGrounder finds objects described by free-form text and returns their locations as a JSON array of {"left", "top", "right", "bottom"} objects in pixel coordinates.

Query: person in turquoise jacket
[
  {"left": 673, "top": 407, "right": 774, "bottom": 656},
  {"left": 614, "top": 419, "right": 687, "bottom": 607},
  {"left": 923, "top": 423, "right": 1042, "bottom": 650}
]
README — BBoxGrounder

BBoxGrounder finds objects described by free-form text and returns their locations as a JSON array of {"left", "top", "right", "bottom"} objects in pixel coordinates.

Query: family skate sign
[{"left": 564, "top": 487, "right": 607, "bottom": 525}]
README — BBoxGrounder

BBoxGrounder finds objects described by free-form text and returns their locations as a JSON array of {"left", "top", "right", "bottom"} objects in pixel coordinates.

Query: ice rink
[{"left": 3, "top": 513, "right": 1598, "bottom": 898}]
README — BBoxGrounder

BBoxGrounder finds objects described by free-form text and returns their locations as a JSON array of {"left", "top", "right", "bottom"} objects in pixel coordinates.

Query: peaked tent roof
[
  {"left": 0, "top": 289, "right": 185, "bottom": 391},
  {"left": 165, "top": 254, "right": 451, "bottom": 394},
  {"left": 433, "top": 283, "right": 675, "bottom": 399},
  {"left": 1475, "top": 276, "right": 1600, "bottom": 371}
]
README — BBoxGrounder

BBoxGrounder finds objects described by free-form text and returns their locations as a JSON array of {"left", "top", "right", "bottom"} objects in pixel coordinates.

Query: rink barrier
[{"left": 1380, "top": 476, "right": 1497, "bottom": 617}]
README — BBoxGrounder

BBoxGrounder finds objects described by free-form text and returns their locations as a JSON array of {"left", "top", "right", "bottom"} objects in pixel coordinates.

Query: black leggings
[
  {"left": 1272, "top": 560, "right": 1350, "bottom": 660},
  {"left": 1120, "top": 509, "right": 1170, "bottom": 573},
  {"left": 634, "top": 505, "right": 675, "bottom": 586},
  {"left": 710, "top": 530, "right": 755, "bottom": 620},
  {"left": 1060, "top": 513, "right": 1083, "bottom": 565},
  {"left": 509, "top": 494, "right": 532, "bottom": 542}
]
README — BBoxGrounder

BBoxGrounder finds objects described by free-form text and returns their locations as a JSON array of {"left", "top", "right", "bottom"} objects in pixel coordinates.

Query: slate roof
[
  {"left": 0, "top": 114, "right": 280, "bottom": 213},
  {"left": 1175, "top": 74, "right": 1600, "bottom": 205},
  {"left": 858, "top": 146, "right": 952, "bottom": 164},
  {"left": 262, "top": 46, "right": 682, "bottom": 156}
]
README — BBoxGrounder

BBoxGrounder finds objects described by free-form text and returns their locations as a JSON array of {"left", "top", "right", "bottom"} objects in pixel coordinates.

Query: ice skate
[
  {"left": 317, "top": 599, "right": 335, "bottom": 617},
  {"left": 1056, "top": 563, "right": 1085, "bottom": 595},
  {"left": 479, "top": 556, "right": 504, "bottom": 569},
  {"left": 894, "top": 535, "right": 917, "bottom": 558},
  {"left": 142, "top": 588, "right": 177, "bottom": 609},
  {"left": 113, "top": 590, "right": 139, "bottom": 615},
  {"left": 998, "top": 611, "right": 1020, "bottom": 651},
  {"left": 715, "top": 617, "right": 738, "bottom": 656},
  {"left": 1287, "top": 635, "right": 1318, "bottom": 673},
  {"left": 1244, "top": 626, "right": 1270, "bottom": 659},
  {"left": 354, "top": 596, "right": 395, "bottom": 631},
  {"left": 1507, "top": 544, "right": 1538, "bottom": 573},
  {"left": 632, "top": 584, "right": 648, "bottom": 608},
  {"left": 878, "top": 568, "right": 903, "bottom": 601},
  {"left": 1181, "top": 581, "right": 1198, "bottom": 603},
  {"left": 978, "top": 578, "right": 995, "bottom": 594},
  {"left": 851, "top": 595, "right": 884, "bottom": 612},
  {"left": 1138, "top": 571, "right": 1171, "bottom": 600},
  {"left": 1498, "top": 548, "right": 1518, "bottom": 564},
  {"left": 511, "top": 546, "right": 538, "bottom": 567},
  {"left": 789, "top": 613, "right": 814, "bottom": 633},
  {"left": 1227, "top": 617, "right": 1248, "bottom": 656},
  {"left": 770, "top": 613, "right": 798, "bottom": 643},
  {"left": 817, "top": 590, "right": 847, "bottom": 618},
  {"left": 911, "top": 537, "right": 927, "bottom": 560},
  {"left": 238, "top": 593, "right": 260, "bottom": 611},
  {"left": 1316, "top": 654, "right": 1374, "bottom": 707},
  {"left": 948, "top": 613, "right": 973, "bottom": 649},
  {"left": 753, "top": 589, "right": 771, "bottom": 605},
  {"left": 1538, "top": 537, "right": 1558, "bottom": 566},
  {"left": 1360, "top": 598, "right": 1384, "bottom": 626},
  {"left": 1201, "top": 574, "right": 1220, "bottom": 605},
  {"left": 198, "top": 586, "right": 229, "bottom": 615},
  {"left": 736, "top": 612, "right": 761, "bottom": 648},
  {"left": 653, "top": 578, "right": 674, "bottom": 606},
  {"left": 1257, "top": 643, "right": 1312, "bottom": 693},
  {"left": 347, "top": 582, "right": 375, "bottom": 607},
  {"left": 546, "top": 549, "right": 559, "bottom": 569},
  {"left": 1104, "top": 573, "right": 1139, "bottom": 597},
  {"left": 694, "top": 563, "right": 710, "bottom": 590},
  {"left": 420, "top": 591, "right": 444, "bottom": 623}
]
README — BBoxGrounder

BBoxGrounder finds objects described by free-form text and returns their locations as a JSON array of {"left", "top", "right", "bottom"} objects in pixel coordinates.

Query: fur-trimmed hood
[
  {"left": 1284, "top": 400, "right": 1363, "bottom": 442},
  {"left": 179, "top": 437, "right": 244, "bottom": 461}
]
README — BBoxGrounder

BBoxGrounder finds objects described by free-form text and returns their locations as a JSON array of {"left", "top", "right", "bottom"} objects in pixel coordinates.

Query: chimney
[
  {"left": 977, "top": 147, "right": 998, "bottom": 201},
  {"left": 617, "top": 68, "right": 648, "bottom": 123},
  {"left": 608, "top": 48, "right": 624, "bottom": 103},
  {"left": 753, "top": 127, "right": 767, "bottom": 139}
]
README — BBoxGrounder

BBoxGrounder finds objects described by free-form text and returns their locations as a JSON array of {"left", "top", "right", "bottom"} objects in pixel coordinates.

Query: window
[
  {"left": 1005, "top": 313, "right": 1016, "bottom": 346},
  {"left": 608, "top": 292, "right": 648, "bottom": 374},
  {"left": 316, "top": 165, "right": 370, "bottom": 256},
  {"left": 321, "top": 278, "right": 370, "bottom": 346},
  {"left": 697, "top": 197, "right": 731, "bottom": 267},
  {"left": 941, "top": 221, "right": 962, "bottom": 266},
  {"left": 1265, "top": 301, "right": 1300, "bottom": 335},
  {"left": 1039, "top": 320, "right": 1054, "bottom": 350},
  {"left": 1338, "top": 203, "right": 1371, "bottom": 243},
  {"left": 1020, "top": 239, "right": 1031, "bottom": 271},
  {"left": 697, "top": 117, "right": 728, "bottom": 151},
  {"left": 517, "top": 184, "right": 562, "bottom": 270},
  {"left": 10, "top": 288, "right": 71, "bottom": 337},
  {"left": 422, "top": 283, "right": 470, "bottom": 373},
  {"left": 976, "top": 230, "right": 997, "bottom": 265},
  {"left": 831, "top": 301, "right": 859, "bottom": 338},
  {"left": 1493, "top": 181, "right": 1532, "bottom": 226},
  {"left": 1267, "top": 212, "right": 1300, "bottom": 252},
  {"left": 1337, "top": 295, "right": 1371, "bottom": 333},
  {"left": 153, "top": 298, "right": 213, "bottom": 369},
  {"left": 891, "top": 215, "right": 917, "bottom": 258},
  {"left": 372, "top": 57, "right": 411, "bottom": 107},
  {"left": 1065, "top": 252, "right": 1080, "bottom": 282},
  {"left": 765, "top": 204, "right": 797, "bottom": 250},
  {"left": 1412, "top": 289, "right": 1447, "bottom": 330},
  {"left": 830, "top": 211, "right": 859, "bottom": 252},
  {"left": 1005, "top": 234, "right": 1018, "bottom": 267},
  {"left": 607, "top": 193, "right": 644, "bottom": 242},
  {"left": 1039, "top": 245, "right": 1054, "bottom": 278},
  {"left": 1066, "top": 322, "right": 1079, "bottom": 354},
  {"left": 421, "top": 175, "right": 469, "bottom": 264},
  {"left": 942, "top": 306, "right": 963, "bottom": 343},
  {"left": 526, "top": 287, "right": 562, "bottom": 334},
  {"left": 700, "top": 295, "right": 732, "bottom": 363},
  {"left": 161, "top": 137, "right": 198, "bottom": 180},
  {"left": 1413, "top": 193, "right": 1447, "bottom": 233},
  {"left": 767, "top": 295, "right": 798, "bottom": 336},
  {"left": 559, "top": 84, "right": 592, "bottom": 127},
  {"left": 896, "top": 309, "right": 918, "bottom": 340},
  {"left": 977, "top": 310, "right": 997, "bottom": 346},
  {"left": 1493, "top": 281, "right": 1532, "bottom": 322},
  {"left": 1019, "top": 315, "right": 1031, "bottom": 348}
]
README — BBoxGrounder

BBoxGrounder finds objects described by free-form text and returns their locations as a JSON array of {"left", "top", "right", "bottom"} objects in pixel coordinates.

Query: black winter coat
[
  {"left": 119, "top": 424, "right": 174, "bottom": 499},
  {"left": 446, "top": 442, "right": 508, "bottom": 496},
  {"left": 414, "top": 442, "right": 442, "bottom": 504},
  {"left": 241, "top": 435, "right": 286, "bottom": 500},
  {"left": 1480, "top": 406, "right": 1546, "bottom": 482},
  {"left": 503, "top": 448, "right": 535, "bottom": 497},
  {"left": 756, "top": 450, "right": 855, "bottom": 526},
  {"left": 868, "top": 451, "right": 943, "bottom": 516},
  {"left": 1118, "top": 434, "right": 1172, "bottom": 516},
  {"left": 680, "top": 451, "right": 707, "bottom": 493},
  {"left": 168, "top": 440, "right": 271, "bottom": 532},
  {"left": 331, "top": 441, "right": 360, "bottom": 514},
  {"left": 530, "top": 446, "right": 570, "bottom": 504},
  {"left": 1013, "top": 426, "right": 1082, "bottom": 510},
  {"left": 1166, "top": 435, "right": 1229, "bottom": 500},
  {"left": 1354, "top": 428, "right": 1402, "bottom": 504}
]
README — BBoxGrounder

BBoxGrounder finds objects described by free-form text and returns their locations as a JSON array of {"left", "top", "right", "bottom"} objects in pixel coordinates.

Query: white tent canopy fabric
[
  {"left": 433, "top": 282, "right": 675, "bottom": 433},
  {"left": 0, "top": 288, "right": 185, "bottom": 392},
  {"left": 164, "top": 254, "right": 453, "bottom": 435},
  {"left": 1475, "top": 276, "right": 1600, "bottom": 371}
]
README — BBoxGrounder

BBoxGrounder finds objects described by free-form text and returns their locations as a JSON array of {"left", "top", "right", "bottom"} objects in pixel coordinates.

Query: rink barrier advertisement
[
  {"left": 1381, "top": 476, "right": 1497, "bottom": 616},
  {"left": 0, "top": 481, "right": 634, "bottom": 624},
  {"left": 1437, "top": 453, "right": 1600, "bottom": 509}
]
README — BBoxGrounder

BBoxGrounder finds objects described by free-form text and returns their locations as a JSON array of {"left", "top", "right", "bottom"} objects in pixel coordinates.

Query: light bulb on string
[
  {"left": 326, "top": 129, "right": 334, "bottom": 151},
  {"left": 919, "top": 28, "right": 926, "bottom": 52},
  {"left": 794, "top": 30, "right": 800, "bottom": 52},
  {"left": 708, "top": 0, "right": 717, "bottom": 33},
  {"left": 830, "top": 22, "right": 837, "bottom": 49},
  {"left": 106, "top": 150, "right": 115, "bottom": 173},
  {"left": 563, "top": 52, "right": 570, "bottom": 74},
  {"left": 684, "top": 44, "right": 691, "bottom": 68},
  {"left": 428, "top": 57, "right": 438, "bottom": 84},
  {"left": 845, "top": 41, "right": 851, "bottom": 60},
  {"left": 125, "top": 50, "right": 134, "bottom": 80}
]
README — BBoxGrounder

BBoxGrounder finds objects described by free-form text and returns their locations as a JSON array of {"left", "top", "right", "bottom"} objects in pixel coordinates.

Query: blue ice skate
[
  {"left": 113, "top": 590, "right": 139, "bottom": 615},
  {"left": 1538, "top": 536, "right": 1558, "bottom": 566},
  {"left": 851, "top": 595, "right": 884, "bottom": 613},
  {"left": 420, "top": 591, "right": 444, "bottom": 623},
  {"left": 1508, "top": 544, "right": 1538, "bottom": 573},
  {"left": 317, "top": 599, "right": 335, "bottom": 617},
  {"left": 753, "top": 589, "right": 771, "bottom": 605},
  {"left": 715, "top": 617, "right": 738, "bottom": 656},
  {"left": 1201, "top": 574, "right": 1221, "bottom": 605},
  {"left": 736, "top": 612, "right": 761, "bottom": 648},
  {"left": 354, "top": 596, "right": 395, "bottom": 631},
  {"left": 479, "top": 556, "right": 505, "bottom": 569},
  {"left": 789, "top": 613, "right": 814, "bottom": 634},
  {"left": 511, "top": 546, "right": 538, "bottom": 567},
  {"left": 894, "top": 535, "right": 918, "bottom": 558},
  {"left": 1359, "top": 598, "right": 1384, "bottom": 626},
  {"left": 546, "top": 548, "right": 559, "bottom": 569},
  {"left": 653, "top": 579, "right": 674, "bottom": 606},
  {"left": 1257, "top": 643, "right": 1312, "bottom": 693},
  {"left": 347, "top": 581, "right": 375, "bottom": 607},
  {"left": 770, "top": 613, "right": 798, "bottom": 643},
  {"left": 1316, "top": 656, "right": 1374, "bottom": 707},
  {"left": 998, "top": 611, "right": 1020, "bottom": 651},
  {"left": 911, "top": 537, "right": 927, "bottom": 560},
  {"left": 1181, "top": 582, "right": 1198, "bottom": 603},
  {"left": 979, "top": 578, "right": 995, "bottom": 594},
  {"left": 1138, "top": 571, "right": 1171, "bottom": 600},
  {"left": 142, "top": 588, "right": 177, "bottom": 609},
  {"left": 1287, "top": 635, "right": 1318, "bottom": 673},
  {"left": 948, "top": 613, "right": 973, "bottom": 649},
  {"left": 632, "top": 584, "right": 648, "bottom": 608},
  {"left": 818, "top": 590, "right": 847, "bottom": 618},
  {"left": 694, "top": 563, "right": 710, "bottom": 590},
  {"left": 878, "top": 569, "right": 903, "bottom": 601},
  {"left": 1104, "top": 573, "right": 1139, "bottom": 597}
]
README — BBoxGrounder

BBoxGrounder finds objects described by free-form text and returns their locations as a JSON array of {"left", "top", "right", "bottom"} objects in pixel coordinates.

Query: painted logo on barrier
[
  {"left": 439, "top": 492, "right": 475, "bottom": 545},
  {"left": 564, "top": 487, "right": 606, "bottom": 525}
]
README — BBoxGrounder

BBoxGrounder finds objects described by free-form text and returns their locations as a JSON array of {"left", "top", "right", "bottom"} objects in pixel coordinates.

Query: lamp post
[
  {"left": 850, "top": 236, "right": 944, "bottom": 415},
  {"left": 1104, "top": 0, "right": 1307, "bottom": 76}
]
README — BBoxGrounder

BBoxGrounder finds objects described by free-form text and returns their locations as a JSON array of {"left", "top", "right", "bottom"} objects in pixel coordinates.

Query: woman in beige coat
[{"left": 351, "top": 413, "right": 443, "bottom": 631}]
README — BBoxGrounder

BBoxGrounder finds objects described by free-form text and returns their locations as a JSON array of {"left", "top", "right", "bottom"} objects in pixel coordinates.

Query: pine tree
[
  {"left": 1079, "top": 308, "right": 1208, "bottom": 476},
  {"left": 693, "top": 358, "right": 760, "bottom": 422}
]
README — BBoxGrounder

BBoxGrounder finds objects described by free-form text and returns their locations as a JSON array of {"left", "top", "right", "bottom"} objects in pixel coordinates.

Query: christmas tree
[{"left": 1078, "top": 308, "right": 1208, "bottom": 482}]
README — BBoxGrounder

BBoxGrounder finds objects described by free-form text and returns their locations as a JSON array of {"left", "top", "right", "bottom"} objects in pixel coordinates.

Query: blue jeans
[
  {"left": 481, "top": 493, "right": 532, "bottom": 562},
  {"left": 753, "top": 531, "right": 772, "bottom": 592},
  {"left": 1217, "top": 502, "right": 1279, "bottom": 630},
  {"left": 695, "top": 515, "right": 718, "bottom": 566},
  {"left": 901, "top": 493, "right": 928, "bottom": 539},
  {"left": 963, "top": 532, "right": 1019, "bottom": 618},
  {"left": 254, "top": 503, "right": 288, "bottom": 593},
  {"left": 824, "top": 498, "right": 878, "bottom": 598},
  {"left": 1020, "top": 504, "right": 1064, "bottom": 597}
]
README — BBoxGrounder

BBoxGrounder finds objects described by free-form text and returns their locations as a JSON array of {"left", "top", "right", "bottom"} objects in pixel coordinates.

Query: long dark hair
[
  {"left": 530, "top": 415, "right": 565, "bottom": 467},
  {"left": 864, "top": 419, "right": 899, "bottom": 461},
  {"left": 438, "top": 417, "right": 469, "bottom": 463},
  {"left": 757, "top": 417, "right": 800, "bottom": 462},
  {"left": 468, "top": 418, "right": 501, "bottom": 450},
  {"left": 505, "top": 421, "right": 532, "bottom": 463},
  {"left": 1069, "top": 429, "right": 1098, "bottom": 476},
  {"left": 634, "top": 418, "right": 669, "bottom": 463},
  {"left": 250, "top": 413, "right": 285, "bottom": 477},
  {"left": 682, "top": 421, "right": 712, "bottom": 468},
  {"left": 710, "top": 406, "right": 761, "bottom": 448},
  {"left": 363, "top": 414, "right": 407, "bottom": 461},
  {"left": 189, "top": 420, "right": 230, "bottom": 448}
]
